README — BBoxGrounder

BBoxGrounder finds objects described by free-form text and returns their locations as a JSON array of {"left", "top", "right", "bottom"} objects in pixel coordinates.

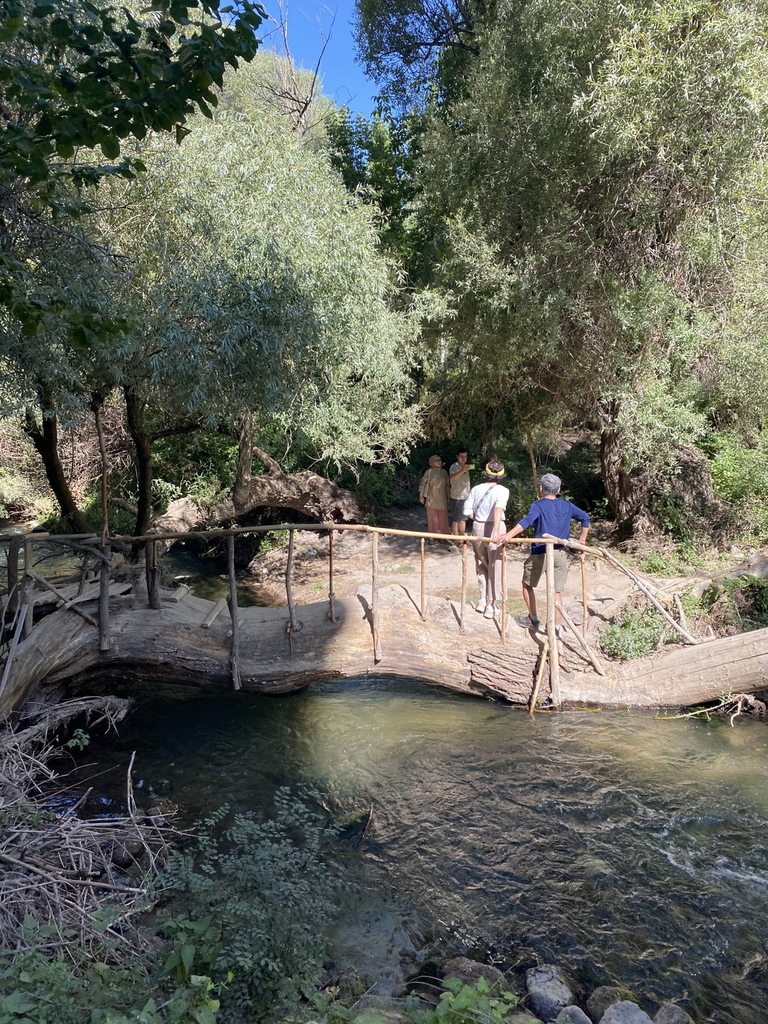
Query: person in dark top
[{"left": 501, "top": 473, "right": 590, "bottom": 635}]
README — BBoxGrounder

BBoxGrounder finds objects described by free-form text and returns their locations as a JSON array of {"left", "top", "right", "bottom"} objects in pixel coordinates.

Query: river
[{"left": 73, "top": 676, "right": 768, "bottom": 1024}]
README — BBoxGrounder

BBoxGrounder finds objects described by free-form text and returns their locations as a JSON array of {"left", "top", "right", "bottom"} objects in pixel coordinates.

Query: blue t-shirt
[{"left": 516, "top": 498, "right": 590, "bottom": 555}]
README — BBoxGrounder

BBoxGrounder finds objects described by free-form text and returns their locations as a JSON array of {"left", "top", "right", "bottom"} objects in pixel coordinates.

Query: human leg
[
  {"left": 425, "top": 505, "right": 440, "bottom": 535},
  {"left": 471, "top": 521, "right": 490, "bottom": 606},
  {"left": 435, "top": 508, "right": 449, "bottom": 535}
]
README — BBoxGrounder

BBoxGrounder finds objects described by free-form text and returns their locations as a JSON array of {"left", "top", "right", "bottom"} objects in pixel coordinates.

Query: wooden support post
[
  {"left": 555, "top": 600, "right": 605, "bottom": 676},
  {"left": 580, "top": 553, "right": 588, "bottom": 637},
  {"left": 0, "top": 604, "right": 26, "bottom": 701},
  {"left": 22, "top": 540, "right": 33, "bottom": 639},
  {"left": 145, "top": 540, "right": 161, "bottom": 610},
  {"left": 500, "top": 544, "right": 507, "bottom": 644},
  {"left": 529, "top": 636, "right": 549, "bottom": 715},
  {"left": 371, "top": 532, "right": 381, "bottom": 662},
  {"left": 419, "top": 537, "right": 426, "bottom": 621},
  {"left": 6, "top": 535, "right": 21, "bottom": 616},
  {"left": 285, "top": 529, "right": 298, "bottom": 645},
  {"left": 545, "top": 541, "right": 560, "bottom": 705},
  {"left": 459, "top": 541, "right": 467, "bottom": 634},
  {"left": 328, "top": 529, "right": 336, "bottom": 623},
  {"left": 227, "top": 534, "right": 241, "bottom": 690},
  {"left": 99, "top": 542, "right": 111, "bottom": 651}
]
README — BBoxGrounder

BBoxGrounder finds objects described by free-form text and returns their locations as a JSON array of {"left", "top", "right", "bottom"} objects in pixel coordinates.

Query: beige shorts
[{"left": 523, "top": 549, "right": 568, "bottom": 592}]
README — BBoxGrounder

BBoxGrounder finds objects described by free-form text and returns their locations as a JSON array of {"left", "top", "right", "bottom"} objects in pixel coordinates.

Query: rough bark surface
[{"left": 4, "top": 582, "right": 767, "bottom": 718}]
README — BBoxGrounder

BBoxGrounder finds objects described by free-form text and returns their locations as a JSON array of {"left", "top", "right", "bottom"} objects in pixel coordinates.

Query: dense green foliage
[
  {"left": 0, "top": 0, "right": 265, "bottom": 337},
  {"left": 350, "top": 0, "right": 768, "bottom": 538},
  {"left": 0, "top": 790, "right": 343, "bottom": 1024}
]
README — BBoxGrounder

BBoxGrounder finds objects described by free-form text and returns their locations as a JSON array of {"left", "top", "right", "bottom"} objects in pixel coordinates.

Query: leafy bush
[
  {"left": 600, "top": 605, "right": 670, "bottom": 660},
  {"left": 406, "top": 977, "right": 525, "bottom": 1024},
  {"left": 158, "top": 788, "right": 343, "bottom": 1023}
]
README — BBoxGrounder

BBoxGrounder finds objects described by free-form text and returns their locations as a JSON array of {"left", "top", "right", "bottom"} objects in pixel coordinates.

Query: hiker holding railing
[{"left": 501, "top": 473, "right": 590, "bottom": 637}]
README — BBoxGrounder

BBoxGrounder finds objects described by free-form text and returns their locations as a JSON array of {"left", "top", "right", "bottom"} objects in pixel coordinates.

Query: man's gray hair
[{"left": 540, "top": 473, "right": 561, "bottom": 495}]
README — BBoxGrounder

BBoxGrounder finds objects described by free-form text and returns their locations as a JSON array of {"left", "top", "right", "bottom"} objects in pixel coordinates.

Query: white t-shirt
[{"left": 463, "top": 482, "right": 509, "bottom": 523}]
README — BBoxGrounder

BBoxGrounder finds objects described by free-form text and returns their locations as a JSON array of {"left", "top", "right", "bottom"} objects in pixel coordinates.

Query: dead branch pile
[{"left": 0, "top": 696, "right": 181, "bottom": 959}]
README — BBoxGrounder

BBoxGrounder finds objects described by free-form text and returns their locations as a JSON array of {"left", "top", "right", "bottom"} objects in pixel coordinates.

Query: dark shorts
[
  {"left": 449, "top": 498, "right": 468, "bottom": 523},
  {"left": 523, "top": 549, "right": 568, "bottom": 592}
]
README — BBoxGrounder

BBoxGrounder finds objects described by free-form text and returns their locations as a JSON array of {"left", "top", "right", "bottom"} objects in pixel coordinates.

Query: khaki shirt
[{"left": 419, "top": 468, "right": 450, "bottom": 510}]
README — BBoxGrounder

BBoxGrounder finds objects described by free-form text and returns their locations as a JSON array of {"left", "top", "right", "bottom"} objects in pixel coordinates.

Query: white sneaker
[
  {"left": 475, "top": 601, "right": 487, "bottom": 614},
  {"left": 483, "top": 603, "right": 496, "bottom": 619}
]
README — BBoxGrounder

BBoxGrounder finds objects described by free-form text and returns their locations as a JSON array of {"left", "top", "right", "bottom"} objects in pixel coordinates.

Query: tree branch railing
[{"left": 0, "top": 524, "right": 692, "bottom": 708}]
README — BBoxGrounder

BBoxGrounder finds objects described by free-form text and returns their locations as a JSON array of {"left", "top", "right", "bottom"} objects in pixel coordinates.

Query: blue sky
[{"left": 259, "top": 0, "right": 379, "bottom": 116}]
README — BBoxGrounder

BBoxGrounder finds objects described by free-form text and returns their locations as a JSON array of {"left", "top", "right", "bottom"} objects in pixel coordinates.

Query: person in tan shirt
[{"left": 419, "top": 454, "right": 450, "bottom": 535}]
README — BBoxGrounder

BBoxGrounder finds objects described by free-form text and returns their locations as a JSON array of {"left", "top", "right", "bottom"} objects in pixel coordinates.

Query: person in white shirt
[{"left": 462, "top": 460, "right": 509, "bottom": 619}]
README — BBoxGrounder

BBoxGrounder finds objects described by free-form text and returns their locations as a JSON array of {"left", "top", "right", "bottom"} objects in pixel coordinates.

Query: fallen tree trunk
[
  {"left": 3, "top": 584, "right": 768, "bottom": 717},
  {"left": 147, "top": 446, "right": 371, "bottom": 547}
]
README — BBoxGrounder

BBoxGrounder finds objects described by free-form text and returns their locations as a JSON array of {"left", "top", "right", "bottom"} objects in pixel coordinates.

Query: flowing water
[{"left": 73, "top": 677, "right": 768, "bottom": 1023}]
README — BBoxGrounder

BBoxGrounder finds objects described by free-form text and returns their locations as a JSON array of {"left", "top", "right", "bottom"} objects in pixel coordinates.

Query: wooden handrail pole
[
  {"left": 285, "top": 529, "right": 298, "bottom": 644},
  {"left": 580, "top": 552, "right": 588, "bottom": 638},
  {"left": 545, "top": 541, "right": 560, "bottom": 704},
  {"left": 529, "top": 636, "right": 549, "bottom": 715},
  {"left": 7, "top": 535, "right": 21, "bottom": 616},
  {"left": 420, "top": 538, "right": 426, "bottom": 621},
  {"left": 459, "top": 541, "right": 467, "bottom": 634},
  {"left": 22, "top": 539, "right": 33, "bottom": 638},
  {"left": 227, "top": 534, "right": 241, "bottom": 690},
  {"left": 99, "top": 542, "right": 111, "bottom": 651},
  {"left": 328, "top": 529, "right": 336, "bottom": 623},
  {"left": 500, "top": 543, "right": 507, "bottom": 643},
  {"left": 372, "top": 532, "right": 381, "bottom": 662},
  {"left": 146, "top": 539, "right": 161, "bottom": 610}
]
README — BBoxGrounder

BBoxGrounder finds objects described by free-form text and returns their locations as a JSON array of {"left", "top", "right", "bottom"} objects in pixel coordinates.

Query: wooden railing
[{"left": 1, "top": 524, "right": 685, "bottom": 708}]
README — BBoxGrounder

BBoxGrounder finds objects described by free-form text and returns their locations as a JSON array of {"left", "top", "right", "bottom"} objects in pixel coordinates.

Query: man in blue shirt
[{"left": 501, "top": 473, "right": 590, "bottom": 634}]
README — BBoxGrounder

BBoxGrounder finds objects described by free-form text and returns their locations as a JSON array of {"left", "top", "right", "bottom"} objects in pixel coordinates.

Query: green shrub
[
  {"left": 158, "top": 788, "right": 343, "bottom": 1022},
  {"left": 406, "top": 977, "right": 524, "bottom": 1024},
  {"left": 600, "top": 605, "right": 671, "bottom": 660}
]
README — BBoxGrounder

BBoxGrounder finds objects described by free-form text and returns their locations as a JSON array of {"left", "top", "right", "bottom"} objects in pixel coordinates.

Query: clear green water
[{"left": 76, "top": 677, "right": 768, "bottom": 1023}]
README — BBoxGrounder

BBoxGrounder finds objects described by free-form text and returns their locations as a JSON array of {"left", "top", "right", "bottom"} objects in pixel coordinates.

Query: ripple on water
[{"left": 81, "top": 676, "right": 768, "bottom": 1024}]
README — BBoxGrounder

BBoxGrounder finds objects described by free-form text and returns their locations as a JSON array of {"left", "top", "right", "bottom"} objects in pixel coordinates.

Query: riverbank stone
[
  {"left": 587, "top": 987, "right": 635, "bottom": 1022},
  {"left": 601, "top": 1003, "right": 654, "bottom": 1024},
  {"left": 526, "top": 964, "right": 575, "bottom": 1021},
  {"left": 442, "top": 956, "right": 509, "bottom": 993},
  {"left": 653, "top": 1006, "right": 694, "bottom": 1024},
  {"left": 554, "top": 1008, "right": 592, "bottom": 1024}
]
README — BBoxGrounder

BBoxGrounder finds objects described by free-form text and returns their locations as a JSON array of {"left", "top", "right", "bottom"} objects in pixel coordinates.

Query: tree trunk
[
  {"left": 232, "top": 412, "right": 253, "bottom": 510},
  {"left": 23, "top": 394, "right": 91, "bottom": 534},
  {"left": 124, "top": 386, "right": 153, "bottom": 536},
  {"left": 599, "top": 423, "right": 650, "bottom": 535}
]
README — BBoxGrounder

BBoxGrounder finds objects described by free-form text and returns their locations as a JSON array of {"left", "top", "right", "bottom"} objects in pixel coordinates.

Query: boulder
[
  {"left": 526, "top": 965, "right": 575, "bottom": 1021},
  {"left": 442, "top": 957, "right": 509, "bottom": 993},
  {"left": 587, "top": 987, "right": 635, "bottom": 1022},
  {"left": 601, "top": 1003, "right": 654, "bottom": 1024},
  {"left": 554, "top": 1008, "right": 592, "bottom": 1024},
  {"left": 653, "top": 1006, "right": 694, "bottom": 1024}
]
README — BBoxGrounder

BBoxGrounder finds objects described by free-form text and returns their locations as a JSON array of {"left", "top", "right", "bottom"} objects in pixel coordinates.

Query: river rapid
[{"left": 79, "top": 676, "right": 768, "bottom": 1024}]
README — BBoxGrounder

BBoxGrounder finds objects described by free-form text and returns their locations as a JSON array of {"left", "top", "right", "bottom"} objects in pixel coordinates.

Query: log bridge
[{"left": 1, "top": 525, "right": 766, "bottom": 718}]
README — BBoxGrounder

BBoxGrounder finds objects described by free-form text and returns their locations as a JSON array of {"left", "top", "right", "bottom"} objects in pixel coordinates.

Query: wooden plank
[{"left": 201, "top": 597, "right": 227, "bottom": 629}]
